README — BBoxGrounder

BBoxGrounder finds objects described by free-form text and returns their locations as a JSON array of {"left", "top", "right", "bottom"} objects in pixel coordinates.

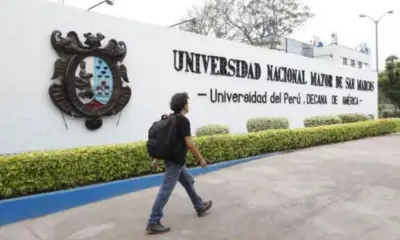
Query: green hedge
[
  {"left": 0, "top": 119, "right": 399, "bottom": 199},
  {"left": 246, "top": 117, "right": 289, "bottom": 132},
  {"left": 196, "top": 124, "right": 229, "bottom": 137},
  {"left": 337, "top": 113, "right": 371, "bottom": 123},
  {"left": 304, "top": 115, "right": 342, "bottom": 127},
  {"left": 394, "top": 118, "right": 400, "bottom": 132}
]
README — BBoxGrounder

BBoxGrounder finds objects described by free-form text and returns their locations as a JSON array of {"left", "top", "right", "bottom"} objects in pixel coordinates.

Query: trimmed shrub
[
  {"left": 392, "top": 118, "right": 400, "bottom": 132},
  {"left": 337, "top": 113, "right": 371, "bottom": 123},
  {"left": 196, "top": 124, "right": 229, "bottom": 137},
  {"left": 0, "top": 119, "right": 399, "bottom": 200},
  {"left": 304, "top": 115, "right": 342, "bottom": 128},
  {"left": 246, "top": 117, "right": 289, "bottom": 132}
]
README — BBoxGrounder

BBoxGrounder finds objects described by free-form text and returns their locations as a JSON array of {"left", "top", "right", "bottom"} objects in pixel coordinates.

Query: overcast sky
[{"left": 48, "top": 0, "right": 400, "bottom": 71}]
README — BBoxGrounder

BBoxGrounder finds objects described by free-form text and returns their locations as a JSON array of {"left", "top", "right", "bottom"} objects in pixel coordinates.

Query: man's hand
[
  {"left": 199, "top": 159, "right": 207, "bottom": 168},
  {"left": 151, "top": 159, "right": 161, "bottom": 170}
]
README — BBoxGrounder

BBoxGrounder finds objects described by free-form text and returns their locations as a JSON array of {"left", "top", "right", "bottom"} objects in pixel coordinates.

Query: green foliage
[
  {"left": 304, "top": 115, "right": 342, "bottom": 127},
  {"left": 382, "top": 111, "right": 400, "bottom": 118},
  {"left": 337, "top": 113, "right": 371, "bottom": 123},
  {"left": 378, "top": 55, "right": 400, "bottom": 109},
  {"left": 395, "top": 119, "right": 400, "bottom": 132},
  {"left": 1, "top": 119, "right": 399, "bottom": 200},
  {"left": 246, "top": 117, "right": 289, "bottom": 132},
  {"left": 196, "top": 124, "right": 229, "bottom": 137}
]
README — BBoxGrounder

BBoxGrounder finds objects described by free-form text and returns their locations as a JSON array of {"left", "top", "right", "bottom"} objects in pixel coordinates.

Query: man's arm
[
  {"left": 184, "top": 136, "right": 205, "bottom": 163},
  {"left": 180, "top": 117, "right": 207, "bottom": 166}
]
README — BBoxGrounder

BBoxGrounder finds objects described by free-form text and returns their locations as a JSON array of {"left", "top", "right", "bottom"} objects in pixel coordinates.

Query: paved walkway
[{"left": 1, "top": 134, "right": 400, "bottom": 240}]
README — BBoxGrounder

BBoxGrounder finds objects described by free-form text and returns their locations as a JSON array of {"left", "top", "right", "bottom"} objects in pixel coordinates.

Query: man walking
[{"left": 146, "top": 92, "right": 212, "bottom": 235}]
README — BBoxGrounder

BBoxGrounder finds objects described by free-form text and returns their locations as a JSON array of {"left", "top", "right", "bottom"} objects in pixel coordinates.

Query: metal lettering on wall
[{"left": 49, "top": 30, "right": 131, "bottom": 130}]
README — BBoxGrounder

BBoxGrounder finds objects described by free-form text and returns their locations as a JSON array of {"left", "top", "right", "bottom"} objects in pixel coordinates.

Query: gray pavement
[{"left": 1, "top": 134, "right": 400, "bottom": 240}]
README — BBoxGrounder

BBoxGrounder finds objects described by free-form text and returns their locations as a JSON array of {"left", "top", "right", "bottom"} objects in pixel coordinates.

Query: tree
[
  {"left": 179, "top": 1, "right": 237, "bottom": 39},
  {"left": 179, "top": 0, "right": 314, "bottom": 49},
  {"left": 379, "top": 55, "right": 400, "bottom": 110},
  {"left": 386, "top": 55, "right": 399, "bottom": 62}
]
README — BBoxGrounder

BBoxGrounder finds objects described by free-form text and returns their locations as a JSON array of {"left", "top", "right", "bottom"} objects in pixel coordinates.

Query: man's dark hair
[{"left": 170, "top": 92, "right": 189, "bottom": 113}]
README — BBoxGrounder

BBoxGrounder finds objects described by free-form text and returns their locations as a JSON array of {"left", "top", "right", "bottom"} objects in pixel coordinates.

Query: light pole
[
  {"left": 359, "top": 10, "right": 393, "bottom": 73},
  {"left": 87, "top": 0, "right": 114, "bottom": 11},
  {"left": 168, "top": 18, "right": 196, "bottom": 28}
]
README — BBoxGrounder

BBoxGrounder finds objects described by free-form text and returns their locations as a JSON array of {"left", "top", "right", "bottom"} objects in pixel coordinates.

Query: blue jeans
[{"left": 148, "top": 161, "right": 203, "bottom": 224}]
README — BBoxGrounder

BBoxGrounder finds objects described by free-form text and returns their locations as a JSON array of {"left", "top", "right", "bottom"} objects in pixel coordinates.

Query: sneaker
[
  {"left": 146, "top": 222, "right": 171, "bottom": 235},
  {"left": 196, "top": 200, "right": 212, "bottom": 217}
]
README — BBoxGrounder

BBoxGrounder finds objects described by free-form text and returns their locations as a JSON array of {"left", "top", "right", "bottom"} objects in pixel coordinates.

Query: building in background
[
  {"left": 270, "top": 34, "right": 372, "bottom": 71},
  {"left": 313, "top": 44, "right": 371, "bottom": 70}
]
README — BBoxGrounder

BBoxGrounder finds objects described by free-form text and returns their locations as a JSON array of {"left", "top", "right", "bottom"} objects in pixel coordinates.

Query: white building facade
[
  {"left": 314, "top": 45, "right": 371, "bottom": 70},
  {"left": 273, "top": 37, "right": 372, "bottom": 70}
]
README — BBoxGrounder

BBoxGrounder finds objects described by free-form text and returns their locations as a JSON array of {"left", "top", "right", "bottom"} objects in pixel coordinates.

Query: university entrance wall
[{"left": 0, "top": 0, "right": 377, "bottom": 154}]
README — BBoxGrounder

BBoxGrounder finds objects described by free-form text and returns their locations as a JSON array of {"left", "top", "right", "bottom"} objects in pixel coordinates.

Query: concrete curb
[{"left": 0, "top": 152, "right": 281, "bottom": 226}]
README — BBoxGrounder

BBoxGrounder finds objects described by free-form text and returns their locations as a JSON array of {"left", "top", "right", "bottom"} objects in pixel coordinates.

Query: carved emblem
[{"left": 49, "top": 30, "right": 131, "bottom": 130}]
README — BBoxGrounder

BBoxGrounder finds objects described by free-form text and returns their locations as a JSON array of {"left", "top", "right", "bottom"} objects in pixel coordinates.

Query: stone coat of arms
[{"left": 49, "top": 30, "right": 131, "bottom": 130}]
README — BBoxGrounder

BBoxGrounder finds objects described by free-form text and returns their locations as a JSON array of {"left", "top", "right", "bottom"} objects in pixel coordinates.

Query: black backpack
[{"left": 146, "top": 115, "right": 178, "bottom": 159}]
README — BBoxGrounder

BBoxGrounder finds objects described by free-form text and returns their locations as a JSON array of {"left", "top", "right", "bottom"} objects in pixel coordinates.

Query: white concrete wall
[
  {"left": 313, "top": 55, "right": 334, "bottom": 61},
  {"left": 0, "top": 0, "right": 378, "bottom": 154}
]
